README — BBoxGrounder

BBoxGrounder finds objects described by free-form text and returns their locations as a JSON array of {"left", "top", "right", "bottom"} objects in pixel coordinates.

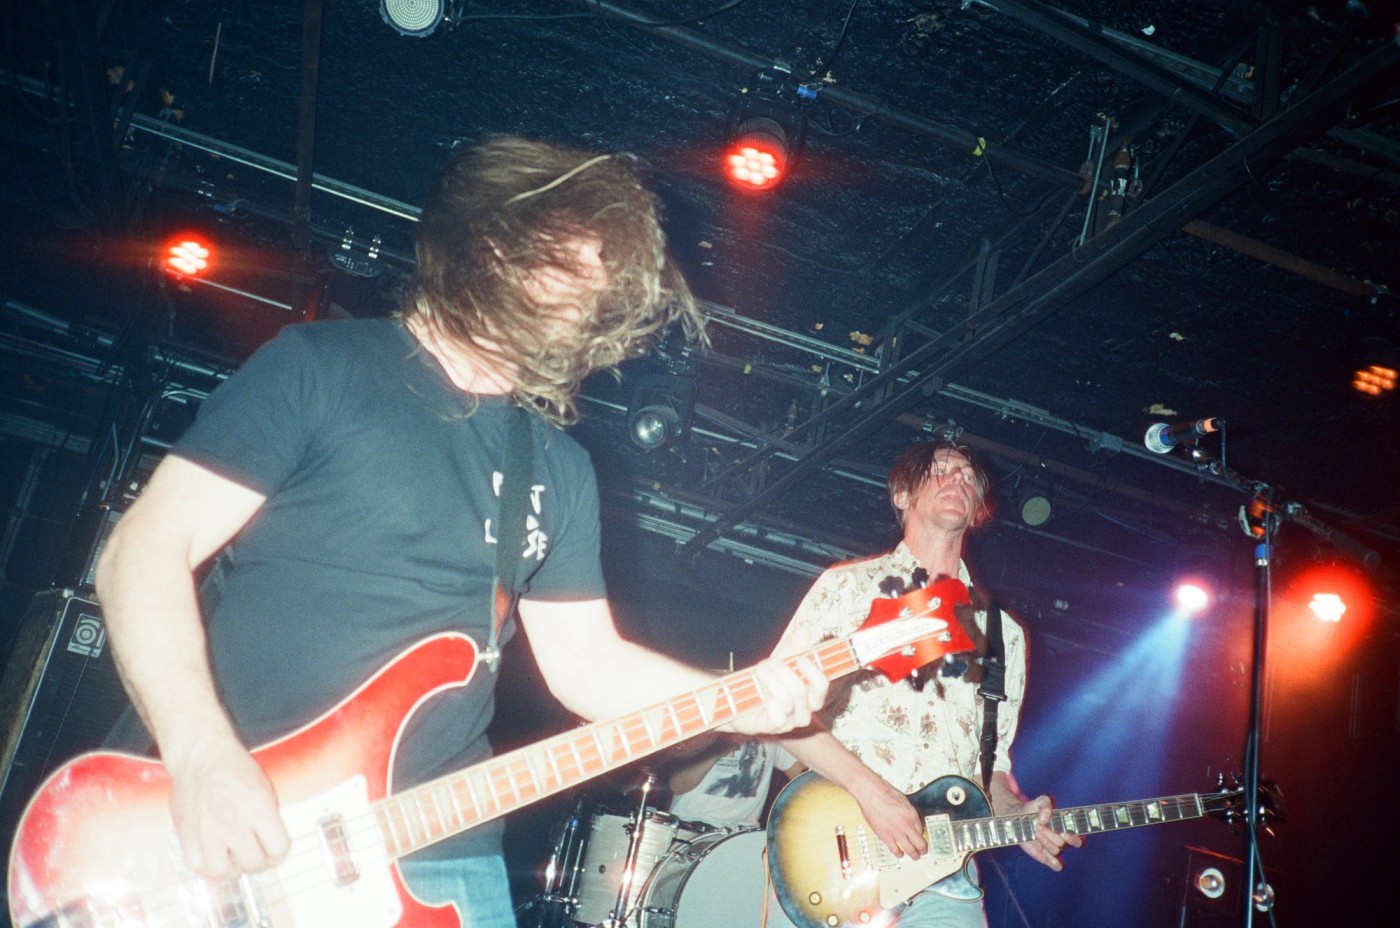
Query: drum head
[{"left": 642, "top": 829, "right": 768, "bottom": 928}]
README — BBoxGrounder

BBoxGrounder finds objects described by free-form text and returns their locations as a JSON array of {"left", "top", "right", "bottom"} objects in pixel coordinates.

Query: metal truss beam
[{"left": 678, "top": 35, "right": 1400, "bottom": 558}]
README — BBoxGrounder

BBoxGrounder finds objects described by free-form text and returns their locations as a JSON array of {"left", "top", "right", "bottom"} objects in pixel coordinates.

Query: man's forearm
[
  {"left": 96, "top": 524, "right": 242, "bottom": 765},
  {"left": 779, "top": 727, "right": 886, "bottom": 795}
]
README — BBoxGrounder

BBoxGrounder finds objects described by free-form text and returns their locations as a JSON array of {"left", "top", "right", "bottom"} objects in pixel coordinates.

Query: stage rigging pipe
[
  {"left": 293, "top": 0, "right": 325, "bottom": 249},
  {"left": 1181, "top": 219, "right": 1382, "bottom": 297}
]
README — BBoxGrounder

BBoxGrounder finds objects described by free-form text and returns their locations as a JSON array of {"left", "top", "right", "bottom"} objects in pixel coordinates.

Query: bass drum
[{"left": 639, "top": 829, "right": 769, "bottom": 928}]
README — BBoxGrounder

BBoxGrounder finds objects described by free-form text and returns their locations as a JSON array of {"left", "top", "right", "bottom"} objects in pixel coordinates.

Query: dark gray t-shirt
[{"left": 162, "top": 317, "right": 605, "bottom": 857}]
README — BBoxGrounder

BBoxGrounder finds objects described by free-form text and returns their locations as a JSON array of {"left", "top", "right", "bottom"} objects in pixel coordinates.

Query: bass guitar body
[{"left": 7, "top": 634, "right": 479, "bottom": 928}]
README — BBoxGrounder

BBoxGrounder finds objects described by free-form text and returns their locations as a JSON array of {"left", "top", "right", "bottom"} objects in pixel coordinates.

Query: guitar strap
[
  {"left": 482, "top": 405, "right": 534, "bottom": 672},
  {"left": 976, "top": 596, "right": 1005, "bottom": 792}
]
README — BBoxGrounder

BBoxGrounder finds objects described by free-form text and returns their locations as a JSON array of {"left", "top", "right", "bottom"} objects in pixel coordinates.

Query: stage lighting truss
[
  {"left": 380, "top": 0, "right": 464, "bottom": 38},
  {"left": 723, "top": 67, "right": 810, "bottom": 192}
]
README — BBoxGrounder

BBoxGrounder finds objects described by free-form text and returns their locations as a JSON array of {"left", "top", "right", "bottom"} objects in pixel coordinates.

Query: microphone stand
[
  {"left": 1238, "top": 483, "right": 1275, "bottom": 928},
  {"left": 1182, "top": 442, "right": 1379, "bottom": 928}
]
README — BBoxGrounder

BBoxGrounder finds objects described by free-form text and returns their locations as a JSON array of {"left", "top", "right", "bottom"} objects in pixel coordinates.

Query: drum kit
[{"left": 523, "top": 774, "right": 770, "bottom": 928}]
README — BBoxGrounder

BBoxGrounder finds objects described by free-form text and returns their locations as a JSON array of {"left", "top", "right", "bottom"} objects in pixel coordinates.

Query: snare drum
[
  {"left": 639, "top": 829, "right": 768, "bottom": 928},
  {"left": 573, "top": 811, "right": 680, "bottom": 925}
]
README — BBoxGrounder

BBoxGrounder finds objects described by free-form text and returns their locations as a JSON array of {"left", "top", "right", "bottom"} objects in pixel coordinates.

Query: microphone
[{"left": 1144, "top": 417, "right": 1223, "bottom": 454}]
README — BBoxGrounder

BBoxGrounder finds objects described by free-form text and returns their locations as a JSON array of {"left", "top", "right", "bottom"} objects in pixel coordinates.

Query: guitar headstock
[
  {"left": 852, "top": 576, "right": 976, "bottom": 683},
  {"left": 1202, "top": 774, "right": 1286, "bottom": 834}
]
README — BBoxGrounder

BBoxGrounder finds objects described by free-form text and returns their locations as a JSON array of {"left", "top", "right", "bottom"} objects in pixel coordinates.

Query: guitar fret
[
  {"left": 500, "top": 759, "right": 525, "bottom": 802},
  {"left": 403, "top": 793, "right": 427, "bottom": 847},
  {"left": 567, "top": 737, "right": 588, "bottom": 779},
  {"left": 462, "top": 772, "right": 485, "bottom": 820},
  {"left": 625, "top": 714, "right": 650, "bottom": 752},
  {"left": 446, "top": 778, "right": 467, "bottom": 828},
  {"left": 665, "top": 701, "right": 685, "bottom": 741},
  {"left": 380, "top": 802, "right": 408, "bottom": 857},
  {"left": 545, "top": 748, "right": 564, "bottom": 791},
  {"left": 694, "top": 690, "right": 713, "bottom": 728},
  {"left": 520, "top": 751, "right": 545, "bottom": 797},
  {"left": 497, "top": 764, "right": 523, "bottom": 805},
  {"left": 424, "top": 783, "right": 447, "bottom": 839},
  {"left": 590, "top": 726, "right": 611, "bottom": 767},
  {"left": 512, "top": 755, "right": 537, "bottom": 800},
  {"left": 611, "top": 719, "right": 635, "bottom": 760}
]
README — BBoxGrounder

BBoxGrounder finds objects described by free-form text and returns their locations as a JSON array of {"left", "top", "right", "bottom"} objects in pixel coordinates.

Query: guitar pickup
[
  {"left": 320, "top": 814, "right": 360, "bottom": 886},
  {"left": 835, "top": 824, "right": 852, "bottom": 880}
]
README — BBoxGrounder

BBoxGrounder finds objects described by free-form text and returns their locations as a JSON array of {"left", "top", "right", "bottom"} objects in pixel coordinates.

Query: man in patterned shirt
[{"left": 774, "top": 440, "right": 1081, "bottom": 927}]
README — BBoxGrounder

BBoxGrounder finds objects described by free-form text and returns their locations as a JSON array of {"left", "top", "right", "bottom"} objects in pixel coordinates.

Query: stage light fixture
[
  {"left": 1307, "top": 592, "right": 1346, "bottom": 623},
  {"left": 380, "top": 0, "right": 455, "bottom": 38},
  {"left": 1173, "top": 581, "right": 1211, "bottom": 615},
  {"left": 1170, "top": 553, "right": 1224, "bottom": 616},
  {"left": 723, "top": 68, "right": 808, "bottom": 192},
  {"left": 1015, "top": 488, "right": 1052, "bottom": 527},
  {"left": 163, "top": 236, "right": 212, "bottom": 277},
  {"left": 626, "top": 362, "right": 697, "bottom": 452},
  {"left": 1351, "top": 335, "right": 1397, "bottom": 397}
]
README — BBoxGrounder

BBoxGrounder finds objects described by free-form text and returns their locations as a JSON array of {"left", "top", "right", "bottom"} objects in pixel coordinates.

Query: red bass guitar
[{"left": 8, "top": 579, "right": 973, "bottom": 928}]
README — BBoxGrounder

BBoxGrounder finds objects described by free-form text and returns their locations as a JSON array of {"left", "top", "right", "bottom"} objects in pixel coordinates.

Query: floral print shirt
[{"left": 780, "top": 542, "right": 1028, "bottom": 795}]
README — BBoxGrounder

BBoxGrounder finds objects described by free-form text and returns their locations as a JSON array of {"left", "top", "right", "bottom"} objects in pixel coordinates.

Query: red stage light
[
  {"left": 1271, "top": 560, "right": 1375, "bottom": 674},
  {"left": 724, "top": 119, "right": 788, "bottom": 191},
  {"left": 1352, "top": 363, "right": 1396, "bottom": 396},
  {"left": 163, "top": 236, "right": 212, "bottom": 277}
]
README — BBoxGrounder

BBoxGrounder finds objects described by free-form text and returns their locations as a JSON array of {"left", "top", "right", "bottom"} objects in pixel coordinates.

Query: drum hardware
[
  {"left": 542, "top": 797, "right": 586, "bottom": 904},
  {"left": 601, "top": 772, "right": 656, "bottom": 927}
]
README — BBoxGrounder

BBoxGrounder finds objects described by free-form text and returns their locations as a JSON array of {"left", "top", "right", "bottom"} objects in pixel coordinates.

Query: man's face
[
  {"left": 899, "top": 449, "right": 983, "bottom": 532},
  {"left": 521, "top": 236, "right": 609, "bottom": 331}
]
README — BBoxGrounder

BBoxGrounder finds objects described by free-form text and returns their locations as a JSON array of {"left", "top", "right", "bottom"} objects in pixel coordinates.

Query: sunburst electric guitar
[
  {"left": 768, "top": 770, "right": 1270, "bottom": 928},
  {"left": 7, "top": 578, "right": 974, "bottom": 928}
]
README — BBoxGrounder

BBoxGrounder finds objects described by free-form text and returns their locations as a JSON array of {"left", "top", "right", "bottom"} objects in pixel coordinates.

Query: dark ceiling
[
  {"left": 4, "top": 0, "right": 1397, "bottom": 612},
  {"left": 2, "top": 2, "right": 1400, "bottom": 924}
]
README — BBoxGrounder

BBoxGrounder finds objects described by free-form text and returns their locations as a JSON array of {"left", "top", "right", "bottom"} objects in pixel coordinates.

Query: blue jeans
[{"left": 399, "top": 855, "right": 518, "bottom": 928}]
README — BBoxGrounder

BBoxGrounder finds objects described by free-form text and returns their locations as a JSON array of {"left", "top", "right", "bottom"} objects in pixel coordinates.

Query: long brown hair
[{"left": 404, "top": 135, "right": 706, "bottom": 425}]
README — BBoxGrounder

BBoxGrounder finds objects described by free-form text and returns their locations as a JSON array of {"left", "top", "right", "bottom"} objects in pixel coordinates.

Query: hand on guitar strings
[
  {"left": 857, "top": 778, "right": 930, "bottom": 860},
  {"left": 725, "top": 654, "right": 829, "bottom": 737},
  {"left": 167, "top": 732, "right": 291, "bottom": 881},
  {"left": 1005, "top": 792, "right": 1084, "bottom": 871}
]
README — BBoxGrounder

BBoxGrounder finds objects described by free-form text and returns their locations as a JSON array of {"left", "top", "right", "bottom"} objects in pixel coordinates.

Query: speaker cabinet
[{"left": 0, "top": 589, "right": 130, "bottom": 853}]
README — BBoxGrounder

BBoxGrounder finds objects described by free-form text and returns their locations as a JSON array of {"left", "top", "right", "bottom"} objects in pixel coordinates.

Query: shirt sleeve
[
  {"left": 517, "top": 441, "right": 607, "bottom": 602},
  {"left": 172, "top": 327, "right": 325, "bottom": 496},
  {"left": 993, "top": 609, "right": 1029, "bottom": 774}
]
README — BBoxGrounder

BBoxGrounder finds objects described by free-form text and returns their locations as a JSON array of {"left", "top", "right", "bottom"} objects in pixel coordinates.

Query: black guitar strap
[
  {"left": 482, "top": 405, "right": 534, "bottom": 672},
  {"left": 977, "top": 596, "right": 1006, "bottom": 793}
]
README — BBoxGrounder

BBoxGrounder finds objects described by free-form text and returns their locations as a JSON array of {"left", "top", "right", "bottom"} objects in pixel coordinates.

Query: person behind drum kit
[
  {"left": 547, "top": 734, "right": 805, "bottom": 928},
  {"left": 772, "top": 440, "right": 1083, "bottom": 928},
  {"left": 662, "top": 732, "right": 804, "bottom": 831},
  {"left": 93, "top": 135, "right": 829, "bottom": 928}
]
